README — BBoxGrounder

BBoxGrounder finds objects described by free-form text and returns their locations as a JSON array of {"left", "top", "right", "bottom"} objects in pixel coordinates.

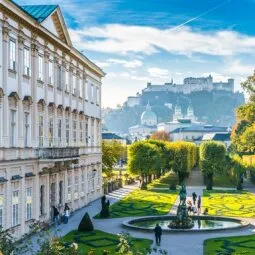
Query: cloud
[
  {"left": 225, "top": 60, "right": 254, "bottom": 76},
  {"left": 148, "top": 67, "right": 170, "bottom": 79},
  {"left": 69, "top": 24, "right": 255, "bottom": 57},
  {"left": 203, "top": 72, "right": 230, "bottom": 82},
  {"left": 107, "top": 59, "right": 143, "bottom": 68}
]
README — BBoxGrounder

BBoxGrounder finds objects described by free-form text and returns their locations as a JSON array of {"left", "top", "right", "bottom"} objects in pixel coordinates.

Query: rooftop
[
  {"left": 102, "top": 132, "right": 124, "bottom": 140},
  {"left": 171, "top": 125, "right": 228, "bottom": 134}
]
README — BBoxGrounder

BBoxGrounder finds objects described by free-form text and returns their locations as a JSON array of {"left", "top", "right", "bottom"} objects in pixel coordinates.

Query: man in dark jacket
[
  {"left": 154, "top": 223, "right": 162, "bottom": 245},
  {"left": 192, "top": 192, "right": 197, "bottom": 205},
  {"left": 53, "top": 206, "right": 60, "bottom": 225}
]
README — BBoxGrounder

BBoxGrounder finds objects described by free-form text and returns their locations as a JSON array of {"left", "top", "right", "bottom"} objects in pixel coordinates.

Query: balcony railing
[{"left": 35, "top": 147, "right": 80, "bottom": 159}]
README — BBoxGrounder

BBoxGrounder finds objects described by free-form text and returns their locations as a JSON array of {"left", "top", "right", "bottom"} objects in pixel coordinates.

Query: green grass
[
  {"left": 203, "top": 190, "right": 255, "bottom": 218},
  {"left": 95, "top": 189, "right": 177, "bottom": 218},
  {"left": 204, "top": 234, "right": 255, "bottom": 255},
  {"left": 147, "top": 172, "right": 178, "bottom": 189},
  {"left": 213, "top": 173, "right": 236, "bottom": 188},
  {"left": 62, "top": 230, "right": 152, "bottom": 255}
]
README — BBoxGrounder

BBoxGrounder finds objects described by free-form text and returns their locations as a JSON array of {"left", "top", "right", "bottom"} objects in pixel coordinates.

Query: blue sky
[{"left": 18, "top": 0, "right": 255, "bottom": 107}]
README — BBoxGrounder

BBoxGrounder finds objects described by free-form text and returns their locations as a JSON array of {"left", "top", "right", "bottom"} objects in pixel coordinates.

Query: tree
[
  {"left": 102, "top": 141, "right": 127, "bottom": 176},
  {"left": 150, "top": 131, "right": 170, "bottom": 141},
  {"left": 241, "top": 70, "right": 255, "bottom": 99},
  {"left": 199, "top": 141, "right": 227, "bottom": 190},
  {"left": 127, "top": 141, "right": 160, "bottom": 185}
]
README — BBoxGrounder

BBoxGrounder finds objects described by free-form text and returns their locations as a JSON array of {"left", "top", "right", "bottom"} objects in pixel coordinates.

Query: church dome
[{"left": 141, "top": 103, "right": 157, "bottom": 126}]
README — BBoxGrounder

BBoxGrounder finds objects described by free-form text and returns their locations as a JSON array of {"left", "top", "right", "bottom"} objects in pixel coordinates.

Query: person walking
[
  {"left": 154, "top": 223, "right": 162, "bottom": 246},
  {"left": 192, "top": 192, "right": 197, "bottom": 205},
  {"left": 53, "top": 206, "right": 60, "bottom": 225},
  {"left": 64, "top": 203, "right": 70, "bottom": 224},
  {"left": 197, "top": 195, "right": 201, "bottom": 214}
]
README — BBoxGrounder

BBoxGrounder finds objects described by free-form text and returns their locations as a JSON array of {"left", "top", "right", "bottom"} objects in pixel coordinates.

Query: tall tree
[
  {"left": 150, "top": 131, "right": 170, "bottom": 141},
  {"left": 200, "top": 141, "right": 227, "bottom": 190}
]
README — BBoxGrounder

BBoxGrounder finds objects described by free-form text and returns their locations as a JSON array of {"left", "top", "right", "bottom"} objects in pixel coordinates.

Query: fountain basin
[{"left": 123, "top": 215, "right": 249, "bottom": 232}]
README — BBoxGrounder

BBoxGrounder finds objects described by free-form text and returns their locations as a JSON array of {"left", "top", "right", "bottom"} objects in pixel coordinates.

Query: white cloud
[
  {"left": 203, "top": 72, "right": 230, "bottom": 82},
  {"left": 94, "top": 61, "right": 110, "bottom": 68},
  {"left": 69, "top": 24, "right": 255, "bottom": 56},
  {"left": 148, "top": 67, "right": 170, "bottom": 79},
  {"left": 225, "top": 60, "right": 254, "bottom": 76},
  {"left": 107, "top": 59, "right": 143, "bottom": 68}
]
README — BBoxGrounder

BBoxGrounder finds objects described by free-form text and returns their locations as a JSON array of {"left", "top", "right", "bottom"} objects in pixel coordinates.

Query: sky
[{"left": 18, "top": 0, "right": 255, "bottom": 108}]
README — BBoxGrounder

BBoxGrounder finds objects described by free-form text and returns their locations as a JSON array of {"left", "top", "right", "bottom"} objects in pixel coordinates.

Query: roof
[
  {"left": 171, "top": 125, "right": 228, "bottom": 134},
  {"left": 102, "top": 133, "right": 124, "bottom": 140},
  {"left": 203, "top": 132, "right": 231, "bottom": 141},
  {"left": 21, "top": 5, "right": 58, "bottom": 22}
]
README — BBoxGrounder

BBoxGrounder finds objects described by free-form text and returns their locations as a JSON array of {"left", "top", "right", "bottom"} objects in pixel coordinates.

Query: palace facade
[{"left": 0, "top": 1, "right": 105, "bottom": 237}]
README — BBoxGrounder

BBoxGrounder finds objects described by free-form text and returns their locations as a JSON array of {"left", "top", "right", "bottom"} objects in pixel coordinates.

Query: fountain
[{"left": 168, "top": 182, "right": 194, "bottom": 229}]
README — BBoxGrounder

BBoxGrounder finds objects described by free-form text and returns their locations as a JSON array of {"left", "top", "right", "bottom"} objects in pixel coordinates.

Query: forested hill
[{"left": 103, "top": 90, "right": 245, "bottom": 133}]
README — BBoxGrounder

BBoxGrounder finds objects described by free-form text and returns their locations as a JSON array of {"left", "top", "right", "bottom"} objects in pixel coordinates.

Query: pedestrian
[
  {"left": 154, "top": 223, "right": 162, "bottom": 246},
  {"left": 187, "top": 200, "right": 192, "bottom": 213},
  {"left": 64, "top": 203, "right": 70, "bottom": 224},
  {"left": 197, "top": 195, "right": 201, "bottom": 214},
  {"left": 53, "top": 206, "right": 60, "bottom": 225},
  {"left": 192, "top": 192, "right": 197, "bottom": 205}
]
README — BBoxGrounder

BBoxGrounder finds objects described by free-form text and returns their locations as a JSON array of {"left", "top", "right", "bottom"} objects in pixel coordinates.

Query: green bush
[{"left": 78, "top": 212, "right": 94, "bottom": 232}]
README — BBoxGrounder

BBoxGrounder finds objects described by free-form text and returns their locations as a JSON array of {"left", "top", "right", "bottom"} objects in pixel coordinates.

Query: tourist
[
  {"left": 193, "top": 206, "right": 198, "bottom": 214},
  {"left": 203, "top": 208, "right": 209, "bottom": 215},
  {"left": 192, "top": 192, "right": 197, "bottom": 205},
  {"left": 154, "top": 223, "right": 162, "bottom": 245},
  {"left": 197, "top": 196, "right": 201, "bottom": 214},
  {"left": 53, "top": 206, "right": 60, "bottom": 225},
  {"left": 64, "top": 203, "right": 70, "bottom": 224}
]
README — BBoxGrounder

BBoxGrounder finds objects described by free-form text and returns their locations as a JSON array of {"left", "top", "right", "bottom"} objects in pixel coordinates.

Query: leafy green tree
[
  {"left": 199, "top": 141, "right": 227, "bottom": 190},
  {"left": 241, "top": 70, "right": 255, "bottom": 99},
  {"left": 102, "top": 141, "right": 127, "bottom": 176},
  {"left": 127, "top": 141, "right": 160, "bottom": 185}
]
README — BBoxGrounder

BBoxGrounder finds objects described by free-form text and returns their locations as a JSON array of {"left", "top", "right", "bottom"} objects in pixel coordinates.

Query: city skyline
[{"left": 17, "top": 0, "right": 255, "bottom": 107}]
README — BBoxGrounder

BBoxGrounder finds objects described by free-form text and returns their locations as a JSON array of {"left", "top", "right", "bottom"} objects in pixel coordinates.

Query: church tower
[
  {"left": 173, "top": 100, "right": 182, "bottom": 121},
  {"left": 187, "top": 101, "right": 195, "bottom": 122}
]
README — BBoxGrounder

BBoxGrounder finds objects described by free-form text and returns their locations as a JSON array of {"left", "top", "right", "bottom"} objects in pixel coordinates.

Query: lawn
[
  {"left": 63, "top": 230, "right": 152, "bottom": 255},
  {"left": 203, "top": 190, "right": 255, "bottom": 218},
  {"left": 204, "top": 234, "right": 255, "bottom": 255},
  {"left": 147, "top": 172, "right": 178, "bottom": 189},
  {"left": 95, "top": 189, "right": 177, "bottom": 218}
]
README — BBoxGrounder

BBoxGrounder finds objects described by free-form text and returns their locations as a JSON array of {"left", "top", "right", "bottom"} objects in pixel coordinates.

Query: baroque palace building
[{"left": 0, "top": 1, "right": 105, "bottom": 237}]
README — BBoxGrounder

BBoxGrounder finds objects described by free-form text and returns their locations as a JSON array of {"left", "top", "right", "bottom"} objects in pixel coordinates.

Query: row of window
[
  {"left": 8, "top": 109, "right": 100, "bottom": 148},
  {"left": 0, "top": 188, "right": 32, "bottom": 227},
  {"left": 9, "top": 39, "right": 100, "bottom": 104}
]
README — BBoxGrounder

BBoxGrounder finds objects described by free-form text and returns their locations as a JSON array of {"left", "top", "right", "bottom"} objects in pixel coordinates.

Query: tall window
[
  {"left": 72, "top": 76, "right": 76, "bottom": 95},
  {"left": 9, "top": 39, "right": 16, "bottom": 70},
  {"left": 73, "top": 120, "right": 77, "bottom": 143},
  {"left": 85, "top": 118, "right": 88, "bottom": 145},
  {"left": 58, "top": 119, "right": 62, "bottom": 144},
  {"left": 24, "top": 112, "right": 29, "bottom": 147},
  {"left": 0, "top": 195, "right": 3, "bottom": 227},
  {"left": 40, "top": 185, "right": 45, "bottom": 215},
  {"left": 67, "top": 176, "right": 71, "bottom": 201},
  {"left": 38, "top": 55, "right": 43, "bottom": 81},
  {"left": 80, "top": 121, "right": 83, "bottom": 143},
  {"left": 91, "top": 85, "right": 94, "bottom": 102},
  {"left": 74, "top": 176, "right": 79, "bottom": 199},
  {"left": 85, "top": 83, "right": 89, "bottom": 101},
  {"left": 24, "top": 47, "right": 30, "bottom": 76},
  {"left": 65, "top": 71, "right": 69, "bottom": 91},
  {"left": 79, "top": 79, "right": 83, "bottom": 97},
  {"left": 26, "top": 188, "right": 32, "bottom": 220},
  {"left": 91, "top": 119, "right": 94, "bottom": 146},
  {"left": 12, "top": 191, "right": 19, "bottom": 226},
  {"left": 59, "top": 181, "right": 63, "bottom": 205},
  {"left": 65, "top": 119, "right": 69, "bottom": 146},
  {"left": 49, "top": 118, "right": 54, "bottom": 147},
  {"left": 57, "top": 66, "right": 62, "bottom": 89},
  {"left": 10, "top": 110, "right": 16, "bottom": 147},
  {"left": 96, "top": 87, "right": 100, "bottom": 105},
  {"left": 39, "top": 116, "right": 44, "bottom": 147},
  {"left": 48, "top": 61, "right": 53, "bottom": 84},
  {"left": 81, "top": 173, "right": 85, "bottom": 195}
]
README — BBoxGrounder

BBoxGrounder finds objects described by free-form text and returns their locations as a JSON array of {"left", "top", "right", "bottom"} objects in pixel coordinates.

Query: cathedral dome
[{"left": 141, "top": 103, "right": 157, "bottom": 126}]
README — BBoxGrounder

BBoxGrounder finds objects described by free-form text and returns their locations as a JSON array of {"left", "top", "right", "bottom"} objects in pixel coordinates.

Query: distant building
[
  {"left": 129, "top": 102, "right": 157, "bottom": 141},
  {"left": 126, "top": 93, "right": 140, "bottom": 107},
  {"left": 158, "top": 101, "right": 202, "bottom": 135},
  {"left": 195, "top": 132, "right": 231, "bottom": 148},
  {"left": 102, "top": 132, "right": 126, "bottom": 145},
  {"left": 170, "top": 125, "right": 229, "bottom": 142}
]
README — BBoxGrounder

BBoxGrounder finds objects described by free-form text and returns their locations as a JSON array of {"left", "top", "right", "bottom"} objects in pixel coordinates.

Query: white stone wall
[{"left": 0, "top": 1, "right": 104, "bottom": 238}]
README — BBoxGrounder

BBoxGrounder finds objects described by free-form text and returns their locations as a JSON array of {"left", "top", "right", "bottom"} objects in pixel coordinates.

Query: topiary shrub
[{"left": 78, "top": 212, "right": 94, "bottom": 232}]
